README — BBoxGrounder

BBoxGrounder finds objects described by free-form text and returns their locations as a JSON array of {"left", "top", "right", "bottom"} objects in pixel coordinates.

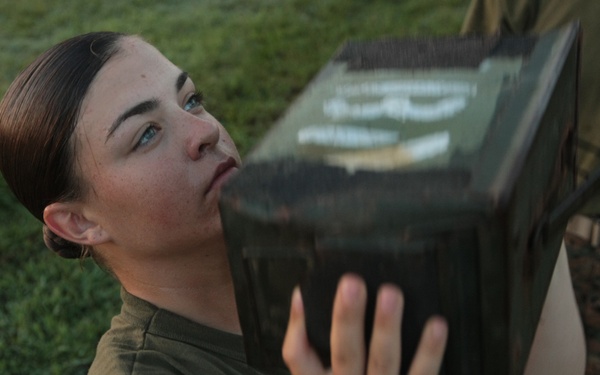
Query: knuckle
[
  {"left": 332, "top": 349, "right": 357, "bottom": 369},
  {"left": 369, "top": 352, "right": 396, "bottom": 374}
]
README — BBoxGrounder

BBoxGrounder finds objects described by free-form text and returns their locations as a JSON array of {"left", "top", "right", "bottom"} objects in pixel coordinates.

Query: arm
[{"left": 524, "top": 243, "right": 586, "bottom": 375}]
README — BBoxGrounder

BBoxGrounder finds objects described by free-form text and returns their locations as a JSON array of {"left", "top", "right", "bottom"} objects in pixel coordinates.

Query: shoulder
[
  {"left": 88, "top": 289, "right": 274, "bottom": 375},
  {"left": 88, "top": 328, "right": 275, "bottom": 375},
  {"left": 87, "top": 312, "right": 148, "bottom": 375},
  {"left": 87, "top": 315, "right": 244, "bottom": 375}
]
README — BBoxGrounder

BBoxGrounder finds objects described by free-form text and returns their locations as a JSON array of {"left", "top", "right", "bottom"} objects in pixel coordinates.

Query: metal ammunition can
[{"left": 220, "top": 23, "right": 581, "bottom": 374}]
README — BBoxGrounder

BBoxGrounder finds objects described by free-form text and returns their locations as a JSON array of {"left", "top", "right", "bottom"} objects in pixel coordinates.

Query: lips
[{"left": 205, "top": 156, "right": 239, "bottom": 195}]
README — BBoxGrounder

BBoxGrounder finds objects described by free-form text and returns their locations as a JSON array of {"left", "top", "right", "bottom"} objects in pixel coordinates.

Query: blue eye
[
  {"left": 134, "top": 124, "right": 159, "bottom": 150},
  {"left": 184, "top": 91, "right": 204, "bottom": 112}
]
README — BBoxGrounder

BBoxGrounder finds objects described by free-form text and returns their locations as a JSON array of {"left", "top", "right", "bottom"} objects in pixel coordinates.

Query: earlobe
[{"left": 43, "top": 202, "right": 110, "bottom": 246}]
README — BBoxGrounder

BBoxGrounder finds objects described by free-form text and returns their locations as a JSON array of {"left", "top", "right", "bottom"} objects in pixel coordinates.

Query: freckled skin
[{"left": 75, "top": 37, "right": 241, "bottom": 260}]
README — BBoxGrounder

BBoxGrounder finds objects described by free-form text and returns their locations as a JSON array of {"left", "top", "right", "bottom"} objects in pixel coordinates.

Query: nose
[{"left": 185, "top": 114, "right": 220, "bottom": 161}]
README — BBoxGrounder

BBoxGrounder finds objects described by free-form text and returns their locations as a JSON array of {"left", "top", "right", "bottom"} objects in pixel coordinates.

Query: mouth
[{"left": 205, "top": 156, "right": 239, "bottom": 196}]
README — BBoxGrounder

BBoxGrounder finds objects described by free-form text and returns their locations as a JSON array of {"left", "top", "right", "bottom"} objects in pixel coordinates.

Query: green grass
[{"left": 0, "top": 0, "right": 468, "bottom": 373}]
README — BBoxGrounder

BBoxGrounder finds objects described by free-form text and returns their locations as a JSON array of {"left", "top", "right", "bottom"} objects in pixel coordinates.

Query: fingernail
[
  {"left": 379, "top": 287, "right": 400, "bottom": 314},
  {"left": 292, "top": 287, "right": 303, "bottom": 312},
  {"left": 430, "top": 318, "right": 448, "bottom": 340},
  {"left": 342, "top": 278, "right": 360, "bottom": 302}
]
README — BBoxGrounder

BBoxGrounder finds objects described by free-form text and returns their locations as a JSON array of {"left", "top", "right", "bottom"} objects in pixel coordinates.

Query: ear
[{"left": 43, "top": 202, "right": 110, "bottom": 246}]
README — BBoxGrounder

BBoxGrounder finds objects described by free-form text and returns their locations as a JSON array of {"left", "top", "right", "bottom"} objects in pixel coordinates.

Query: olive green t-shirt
[{"left": 88, "top": 288, "right": 287, "bottom": 375}]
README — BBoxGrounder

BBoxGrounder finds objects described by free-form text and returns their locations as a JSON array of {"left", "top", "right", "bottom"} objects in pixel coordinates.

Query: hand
[{"left": 282, "top": 274, "right": 448, "bottom": 375}]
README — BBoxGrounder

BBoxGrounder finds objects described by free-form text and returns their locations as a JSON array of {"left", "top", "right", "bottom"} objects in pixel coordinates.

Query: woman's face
[{"left": 74, "top": 37, "right": 241, "bottom": 258}]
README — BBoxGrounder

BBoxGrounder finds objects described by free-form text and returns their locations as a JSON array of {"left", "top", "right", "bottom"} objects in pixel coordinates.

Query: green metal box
[{"left": 220, "top": 23, "right": 581, "bottom": 374}]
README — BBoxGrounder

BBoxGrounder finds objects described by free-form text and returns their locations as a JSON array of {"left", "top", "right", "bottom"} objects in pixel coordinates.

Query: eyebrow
[
  {"left": 176, "top": 71, "right": 189, "bottom": 92},
  {"left": 105, "top": 71, "right": 190, "bottom": 141}
]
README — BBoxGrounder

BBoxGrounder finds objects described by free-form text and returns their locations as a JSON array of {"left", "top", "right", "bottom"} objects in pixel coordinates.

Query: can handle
[{"left": 538, "top": 166, "right": 600, "bottom": 243}]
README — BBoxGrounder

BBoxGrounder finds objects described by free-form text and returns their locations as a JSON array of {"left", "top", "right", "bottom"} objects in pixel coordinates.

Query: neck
[{"left": 107, "top": 238, "right": 241, "bottom": 334}]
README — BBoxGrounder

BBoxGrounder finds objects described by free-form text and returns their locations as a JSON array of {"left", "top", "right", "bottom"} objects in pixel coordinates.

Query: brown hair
[{"left": 0, "top": 31, "right": 125, "bottom": 258}]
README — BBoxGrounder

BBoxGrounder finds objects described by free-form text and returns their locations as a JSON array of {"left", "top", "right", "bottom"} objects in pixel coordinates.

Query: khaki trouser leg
[{"left": 566, "top": 214, "right": 600, "bottom": 248}]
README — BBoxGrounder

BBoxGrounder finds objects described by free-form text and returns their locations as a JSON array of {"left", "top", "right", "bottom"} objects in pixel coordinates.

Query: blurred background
[{"left": 0, "top": 0, "right": 469, "bottom": 373}]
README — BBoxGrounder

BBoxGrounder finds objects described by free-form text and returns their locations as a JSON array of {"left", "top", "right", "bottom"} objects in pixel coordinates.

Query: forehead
[
  {"left": 99, "top": 36, "right": 177, "bottom": 86},
  {"left": 78, "top": 37, "right": 180, "bottom": 134}
]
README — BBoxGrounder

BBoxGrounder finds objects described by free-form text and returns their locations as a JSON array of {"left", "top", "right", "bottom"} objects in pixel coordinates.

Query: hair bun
[{"left": 43, "top": 225, "right": 85, "bottom": 259}]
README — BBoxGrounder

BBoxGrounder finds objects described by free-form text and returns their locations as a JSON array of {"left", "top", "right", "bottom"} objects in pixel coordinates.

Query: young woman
[
  {"left": 0, "top": 32, "right": 447, "bottom": 374},
  {"left": 0, "top": 31, "right": 583, "bottom": 374}
]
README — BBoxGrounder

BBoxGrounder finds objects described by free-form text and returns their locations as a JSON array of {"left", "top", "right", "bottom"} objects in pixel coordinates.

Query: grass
[{"left": 0, "top": 0, "right": 468, "bottom": 373}]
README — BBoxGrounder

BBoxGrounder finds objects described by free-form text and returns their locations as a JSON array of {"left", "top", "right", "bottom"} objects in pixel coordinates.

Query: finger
[
  {"left": 407, "top": 316, "right": 448, "bottom": 375},
  {"left": 330, "top": 274, "right": 368, "bottom": 375},
  {"left": 367, "top": 284, "right": 404, "bottom": 375},
  {"left": 282, "top": 287, "right": 328, "bottom": 375}
]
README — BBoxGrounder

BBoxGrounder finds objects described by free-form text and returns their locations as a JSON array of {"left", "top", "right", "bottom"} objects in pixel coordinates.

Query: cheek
[{"left": 94, "top": 169, "right": 190, "bottom": 225}]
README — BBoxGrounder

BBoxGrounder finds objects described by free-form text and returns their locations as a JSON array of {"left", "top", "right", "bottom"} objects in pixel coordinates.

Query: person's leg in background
[{"left": 462, "top": 1, "right": 600, "bottom": 373}]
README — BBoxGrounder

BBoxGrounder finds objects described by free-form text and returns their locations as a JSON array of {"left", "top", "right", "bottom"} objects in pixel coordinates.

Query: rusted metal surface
[{"left": 220, "top": 23, "right": 581, "bottom": 374}]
